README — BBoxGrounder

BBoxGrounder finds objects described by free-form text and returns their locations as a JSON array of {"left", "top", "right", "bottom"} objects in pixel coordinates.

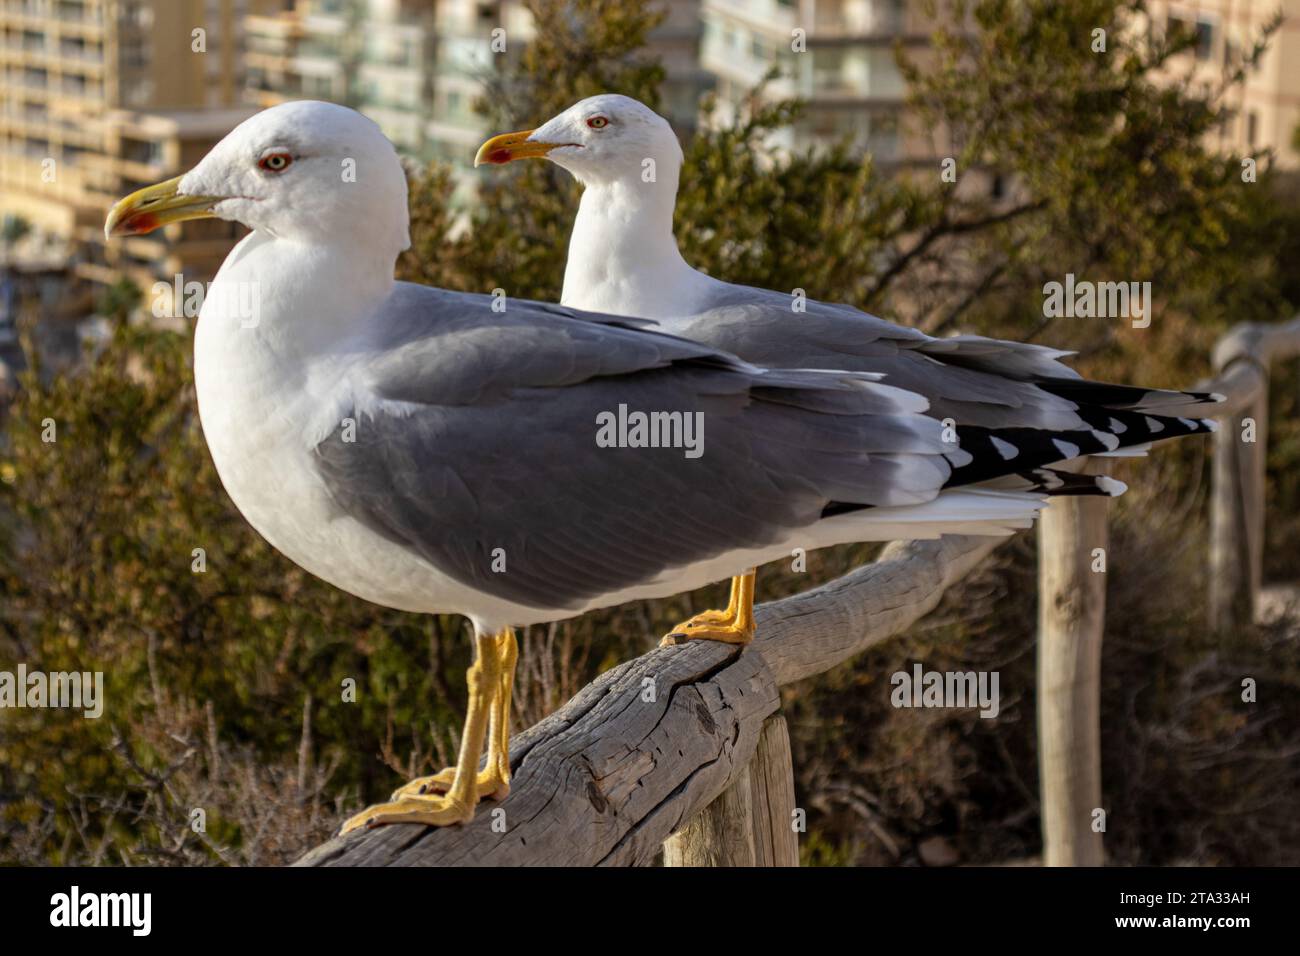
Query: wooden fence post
[
  {"left": 1037, "top": 459, "right": 1109, "bottom": 867},
  {"left": 1209, "top": 332, "right": 1271, "bottom": 631},
  {"left": 663, "top": 713, "right": 799, "bottom": 867}
]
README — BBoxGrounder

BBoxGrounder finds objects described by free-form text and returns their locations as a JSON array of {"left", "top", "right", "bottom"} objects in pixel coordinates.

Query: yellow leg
[
  {"left": 340, "top": 629, "right": 504, "bottom": 833},
  {"left": 390, "top": 629, "right": 516, "bottom": 802},
  {"left": 485, "top": 628, "right": 518, "bottom": 790},
  {"left": 661, "top": 569, "right": 757, "bottom": 646}
]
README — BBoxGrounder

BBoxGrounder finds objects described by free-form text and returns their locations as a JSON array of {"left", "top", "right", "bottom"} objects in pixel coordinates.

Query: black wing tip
[
  {"left": 944, "top": 409, "right": 1215, "bottom": 491},
  {"left": 1036, "top": 376, "right": 1228, "bottom": 411},
  {"left": 1021, "top": 468, "right": 1128, "bottom": 497}
]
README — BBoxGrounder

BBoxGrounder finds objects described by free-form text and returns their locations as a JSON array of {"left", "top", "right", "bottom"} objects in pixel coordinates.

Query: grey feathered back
[{"left": 312, "top": 284, "right": 955, "bottom": 610}]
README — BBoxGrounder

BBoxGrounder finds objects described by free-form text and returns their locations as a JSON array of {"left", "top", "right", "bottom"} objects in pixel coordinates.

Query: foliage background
[{"left": 2, "top": 0, "right": 1298, "bottom": 865}]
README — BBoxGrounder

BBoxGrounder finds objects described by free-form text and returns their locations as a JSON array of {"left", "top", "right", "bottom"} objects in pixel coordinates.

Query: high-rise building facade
[
  {"left": 245, "top": 0, "right": 439, "bottom": 155},
  {"left": 1146, "top": 0, "right": 1300, "bottom": 169},
  {"left": 0, "top": 0, "right": 264, "bottom": 304},
  {"left": 699, "top": 0, "right": 1300, "bottom": 171},
  {"left": 244, "top": 0, "right": 709, "bottom": 179},
  {"left": 700, "top": 0, "right": 939, "bottom": 167}
]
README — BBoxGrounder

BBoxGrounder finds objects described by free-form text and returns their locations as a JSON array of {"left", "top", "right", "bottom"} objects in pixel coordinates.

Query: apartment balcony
[
  {"left": 808, "top": 0, "right": 911, "bottom": 39},
  {"left": 797, "top": 110, "right": 903, "bottom": 161},
  {"left": 0, "top": 113, "right": 102, "bottom": 149},
  {"left": 0, "top": 152, "right": 109, "bottom": 208},
  {"left": 0, "top": 1, "right": 106, "bottom": 35},
  {"left": 6, "top": 74, "right": 50, "bottom": 99},
  {"left": 700, "top": 33, "right": 796, "bottom": 94},
  {"left": 50, "top": 77, "right": 99, "bottom": 103},
  {"left": 703, "top": 0, "right": 929, "bottom": 47},
  {"left": 244, "top": 49, "right": 300, "bottom": 72},
  {"left": 301, "top": 12, "right": 350, "bottom": 38},
  {"left": 0, "top": 0, "right": 79, "bottom": 17},
  {"left": 704, "top": 0, "right": 799, "bottom": 39},
  {"left": 13, "top": 36, "right": 51, "bottom": 53},
  {"left": 56, "top": 44, "right": 104, "bottom": 71},
  {"left": 245, "top": 11, "right": 307, "bottom": 41},
  {"left": 0, "top": 101, "right": 49, "bottom": 122},
  {"left": 0, "top": 40, "right": 53, "bottom": 63},
  {"left": 433, "top": 6, "right": 498, "bottom": 37},
  {"left": 800, "top": 49, "right": 906, "bottom": 101},
  {"left": 54, "top": 0, "right": 102, "bottom": 19},
  {"left": 110, "top": 161, "right": 166, "bottom": 190},
  {"left": 0, "top": 0, "right": 52, "bottom": 21},
  {"left": 2, "top": 49, "right": 105, "bottom": 78}
]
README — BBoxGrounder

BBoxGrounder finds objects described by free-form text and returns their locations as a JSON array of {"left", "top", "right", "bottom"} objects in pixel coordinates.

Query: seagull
[
  {"left": 104, "top": 101, "right": 1207, "bottom": 834},
  {"left": 475, "top": 92, "right": 1223, "bottom": 631}
]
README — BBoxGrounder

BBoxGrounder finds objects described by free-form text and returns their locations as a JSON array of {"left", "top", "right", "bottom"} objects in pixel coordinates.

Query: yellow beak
[
  {"left": 473, "top": 129, "right": 564, "bottom": 167},
  {"left": 104, "top": 175, "right": 223, "bottom": 239}
]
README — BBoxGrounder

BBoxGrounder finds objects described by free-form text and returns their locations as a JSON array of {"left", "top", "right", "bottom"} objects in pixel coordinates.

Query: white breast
[
  {"left": 193, "top": 329, "right": 441, "bottom": 616},
  {"left": 190, "top": 235, "right": 465, "bottom": 618}
]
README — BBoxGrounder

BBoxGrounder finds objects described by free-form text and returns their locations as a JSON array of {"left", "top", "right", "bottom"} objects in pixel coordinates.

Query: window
[
  {"left": 1246, "top": 111, "right": 1258, "bottom": 147},
  {"left": 119, "top": 137, "right": 161, "bottom": 165},
  {"left": 880, "top": 0, "right": 907, "bottom": 33},
  {"left": 1194, "top": 20, "right": 1214, "bottom": 60},
  {"left": 1223, "top": 37, "right": 1238, "bottom": 67},
  {"left": 1168, "top": 13, "right": 1215, "bottom": 61}
]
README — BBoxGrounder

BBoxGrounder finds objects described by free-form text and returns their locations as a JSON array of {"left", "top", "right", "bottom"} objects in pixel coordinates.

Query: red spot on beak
[
  {"left": 487, "top": 148, "right": 513, "bottom": 165},
  {"left": 123, "top": 213, "right": 158, "bottom": 235}
]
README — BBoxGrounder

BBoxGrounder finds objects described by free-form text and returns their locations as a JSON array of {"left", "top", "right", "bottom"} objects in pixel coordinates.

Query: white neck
[
  {"left": 202, "top": 229, "right": 397, "bottom": 359},
  {"left": 561, "top": 168, "right": 714, "bottom": 320},
  {"left": 193, "top": 229, "right": 400, "bottom": 457}
]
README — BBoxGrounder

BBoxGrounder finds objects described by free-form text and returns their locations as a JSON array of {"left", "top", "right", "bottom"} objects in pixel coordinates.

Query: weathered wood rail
[
  {"left": 297, "top": 535, "right": 1000, "bottom": 866},
  {"left": 298, "top": 316, "right": 1300, "bottom": 868},
  {"left": 1207, "top": 318, "right": 1300, "bottom": 628}
]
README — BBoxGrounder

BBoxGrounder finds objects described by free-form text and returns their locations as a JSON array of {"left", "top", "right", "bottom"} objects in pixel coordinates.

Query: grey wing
[
  {"left": 661, "top": 285, "right": 1220, "bottom": 426},
  {"left": 312, "top": 286, "right": 956, "bottom": 611},
  {"left": 656, "top": 285, "right": 1092, "bottom": 431}
]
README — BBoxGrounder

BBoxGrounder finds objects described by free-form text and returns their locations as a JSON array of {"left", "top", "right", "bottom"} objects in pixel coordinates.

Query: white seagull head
[
  {"left": 106, "top": 100, "right": 410, "bottom": 255},
  {"left": 475, "top": 93, "right": 682, "bottom": 188}
]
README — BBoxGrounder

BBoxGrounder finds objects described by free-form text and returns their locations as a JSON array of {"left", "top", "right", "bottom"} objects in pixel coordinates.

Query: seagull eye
[
  {"left": 586, "top": 116, "right": 609, "bottom": 130},
  {"left": 258, "top": 152, "right": 293, "bottom": 173}
]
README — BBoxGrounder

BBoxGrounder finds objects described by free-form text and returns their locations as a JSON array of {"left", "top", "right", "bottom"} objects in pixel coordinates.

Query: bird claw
[
  {"left": 391, "top": 767, "right": 510, "bottom": 802},
  {"left": 339, "top": 793, "right": 476, "bottom": 834},
  {"left": 660, "top": 614, "right": 755, "bottom": 647}
]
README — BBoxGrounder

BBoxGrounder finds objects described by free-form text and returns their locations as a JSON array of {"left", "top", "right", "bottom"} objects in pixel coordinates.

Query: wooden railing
[
  {"left": 1207, "top": 318, "right": 1300, "bottom": 629},
  {"left": 296, "top": 315, "right": 1300, "bottom": 868}
]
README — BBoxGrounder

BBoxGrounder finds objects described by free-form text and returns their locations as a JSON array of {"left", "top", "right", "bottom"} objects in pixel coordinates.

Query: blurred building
[
  {"left": 700, "top": 0, "right": 942, "bottom": 168},
  {"left": 3, "top": 0, "right": 1295, "bottom": 319},
  {"left": 244, "top": 0, "right": 441, "bottom": 157},
  {"left": 243, "top": 0, "right": 709, "bottom": 178},
  {"left": 0, "top": 0, "right": 266, "bottom": 310},
  {"left": 1146, "top": 0, "right": 1300, "bottom": 169},
  {"left": 699, "top": 0, "right": 1300, "bottom": 174}
]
